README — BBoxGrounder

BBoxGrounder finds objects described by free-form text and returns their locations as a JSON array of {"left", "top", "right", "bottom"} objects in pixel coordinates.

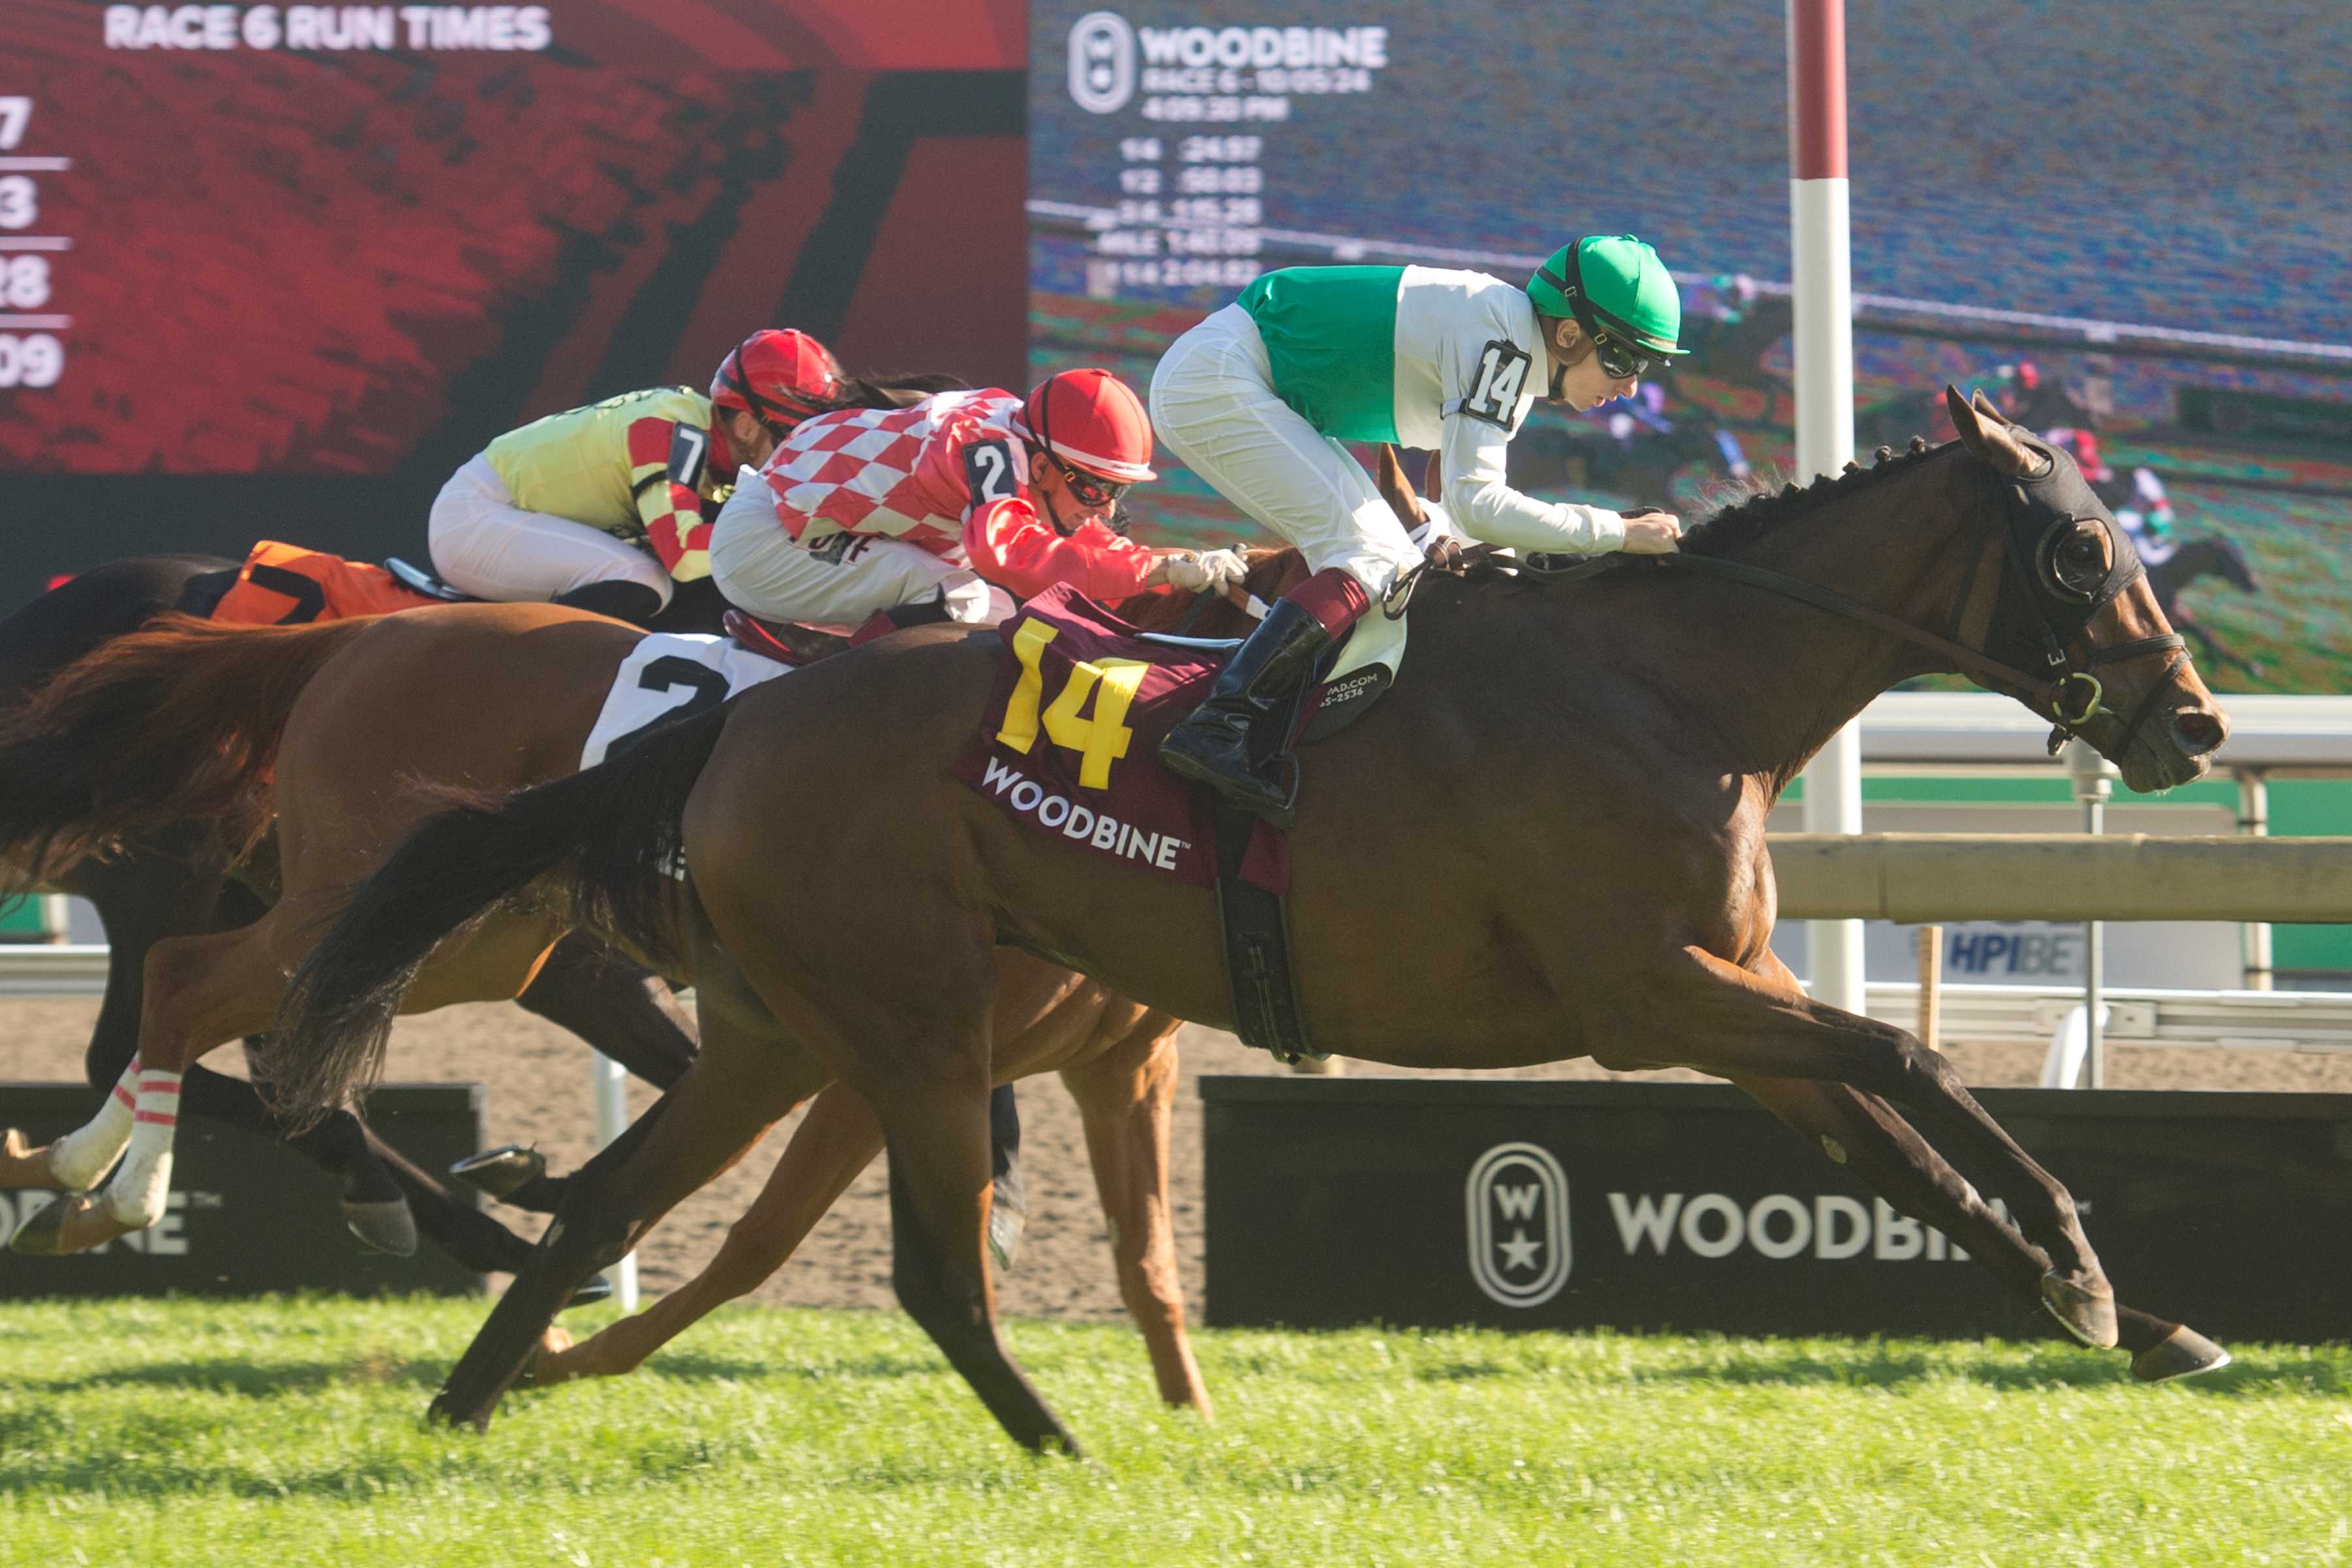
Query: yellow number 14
[{"left": 997, "top": 617, "right": 1151, "bottom": 789}]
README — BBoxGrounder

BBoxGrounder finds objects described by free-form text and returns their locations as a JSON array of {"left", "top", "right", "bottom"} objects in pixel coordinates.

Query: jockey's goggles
[
  {"left": 1583, "top": 323, "right": 1654, "bottom": 382},
  {"left": 1052, "top": 456, "right": 1132, "bottom": 512}
]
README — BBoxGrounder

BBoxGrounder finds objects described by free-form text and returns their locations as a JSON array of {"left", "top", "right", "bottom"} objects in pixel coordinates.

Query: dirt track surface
[{"left": 4, "top": 998, "right": 2349, "bottom": 1324}]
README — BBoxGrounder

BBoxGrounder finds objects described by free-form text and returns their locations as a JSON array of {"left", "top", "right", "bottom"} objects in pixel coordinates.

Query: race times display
[
  {"left": 0, "top": 94, "right": 67, "bottom": 395},
  {"left": 1053, "top": 10, "right": 1392, "bottom": 295}
]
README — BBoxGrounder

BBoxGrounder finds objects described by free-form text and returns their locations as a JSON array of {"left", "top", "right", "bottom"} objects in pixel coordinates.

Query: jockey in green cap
[{"left": 1151, "top": 234, "right": 1690, "bottom": 826}]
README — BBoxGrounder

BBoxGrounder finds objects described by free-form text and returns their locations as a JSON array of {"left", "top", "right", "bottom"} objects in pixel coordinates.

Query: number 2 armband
[
  {"left": 962, "top": 437, "right": 1020, "bottom": 507},
  {"left": 1454, "top": 338, "right": 1532, "bottom": 429}
]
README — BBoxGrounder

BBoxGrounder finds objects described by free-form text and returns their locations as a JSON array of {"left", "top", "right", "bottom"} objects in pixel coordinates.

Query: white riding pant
[
  {"left": 1149, "top": 303, "right": 1424, "bottom": 598},
  {"left": 708, "top": 469, "right": 1000, "bottom": 630},
  {"left": 428, "top": 454, "right": 674, "bottom": 607}
]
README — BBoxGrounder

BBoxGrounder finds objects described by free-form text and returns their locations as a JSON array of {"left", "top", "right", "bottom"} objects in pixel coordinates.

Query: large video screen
[
  {"left": 1029, "top": 0, "right": 2352, "bottom": 694},
  {"left": 2, "top": 1, "right": 1023, "bottom": 466}
]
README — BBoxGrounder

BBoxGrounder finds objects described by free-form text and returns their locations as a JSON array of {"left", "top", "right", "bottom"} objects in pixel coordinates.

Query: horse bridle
[{"left": 1516, "top": 448, "right": 2190, "bottom": 759}]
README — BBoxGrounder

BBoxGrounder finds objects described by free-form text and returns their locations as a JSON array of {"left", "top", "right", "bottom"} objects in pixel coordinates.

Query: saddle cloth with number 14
[{"left": 953, "top": 585, "right": 1288, "bottom": 892}]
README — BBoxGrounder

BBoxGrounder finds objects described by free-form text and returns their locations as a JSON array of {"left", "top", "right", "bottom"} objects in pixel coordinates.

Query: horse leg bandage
[
  {"left": 105, "top": 1068, "right": 182, "bottom": 1228},
  {"left": 46, "top": 1062, "right": 139, "bottom": 1190}
]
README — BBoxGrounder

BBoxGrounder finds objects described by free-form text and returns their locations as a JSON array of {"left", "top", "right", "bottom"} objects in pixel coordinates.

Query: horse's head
[
  {"left": 1946, "top": 386, "right": 2228, "bottom": 791},
  {"left": 2200, "top": 534, "right": 2259, "bottom": 594}
]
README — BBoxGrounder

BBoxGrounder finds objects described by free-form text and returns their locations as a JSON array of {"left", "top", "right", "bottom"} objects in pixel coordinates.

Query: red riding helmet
[
  {"left": 1017, "top": 368, "right": 1157, "bottom": 485},
  {"left": 711, "top": 329, "right": 843, "bottom": 433}
]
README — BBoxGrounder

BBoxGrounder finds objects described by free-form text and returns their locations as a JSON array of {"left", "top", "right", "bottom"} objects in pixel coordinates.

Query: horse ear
[{"left": 1946, "top": 384, "right": 2044, "bottom": 478}]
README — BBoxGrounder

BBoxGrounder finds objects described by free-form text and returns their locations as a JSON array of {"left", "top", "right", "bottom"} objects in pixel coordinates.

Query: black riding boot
[
  {"left": 552, "top": 580, "right": 666, "bottom": 628},
  {"left": 1156, "top": 598, "right": 1333, "bottom": 829}
]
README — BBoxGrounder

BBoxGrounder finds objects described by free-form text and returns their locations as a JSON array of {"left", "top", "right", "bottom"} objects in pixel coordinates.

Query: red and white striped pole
[{"left": 1789, "top": 0, "right": 1865, "bottom": 1014}]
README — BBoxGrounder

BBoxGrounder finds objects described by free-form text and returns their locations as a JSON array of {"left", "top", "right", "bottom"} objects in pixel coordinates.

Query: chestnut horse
[
  {"left": 277, "top": 391, "right": 2232, "bottom": 1454},
  {"left": 0, "top": 554, "right": 704, "bottom": 1271}
]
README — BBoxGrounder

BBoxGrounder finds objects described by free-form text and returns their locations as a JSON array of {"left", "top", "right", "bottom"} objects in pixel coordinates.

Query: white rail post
[
  {"left": 591, "top": 1051, "right": 639, "bottom": 1309},
  {"left": 1789, "top": 0, "right": 1863, "bottom": 1014},
  {"left": 2066, "top": 740, "right": 2117, "bottom": 1086},
  {"left": 2236, "top": 767, "right": 2273, "bottom": 990}
]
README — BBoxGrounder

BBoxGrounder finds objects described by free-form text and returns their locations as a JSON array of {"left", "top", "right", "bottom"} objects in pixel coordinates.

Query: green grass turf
[{"left": 1, "top": 1297, "right": 2345, "bottom": 1567}]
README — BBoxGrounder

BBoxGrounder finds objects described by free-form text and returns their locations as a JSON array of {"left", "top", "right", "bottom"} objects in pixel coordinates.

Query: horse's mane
[
  {"left": 1678, "top": 435, "right": 1952, "bottom": 559},
  {"left": 810, "top": 370, "right": 969, "bottom": 417}
]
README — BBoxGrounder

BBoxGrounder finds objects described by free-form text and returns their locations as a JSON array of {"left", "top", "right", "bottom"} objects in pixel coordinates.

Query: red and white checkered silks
[{"left": 759, "top": 389, "right": 1026, "bottom": 562}]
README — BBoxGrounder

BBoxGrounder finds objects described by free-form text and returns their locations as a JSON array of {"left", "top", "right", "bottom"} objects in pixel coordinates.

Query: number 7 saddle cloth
[{"left": 954, "top": 585, "right": 1290, "bottom": 893}]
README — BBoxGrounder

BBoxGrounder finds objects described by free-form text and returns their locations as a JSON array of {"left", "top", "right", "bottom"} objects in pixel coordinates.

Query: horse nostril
[{"left": 2172, "top": 708, "right": 2226, "bottom": 757}]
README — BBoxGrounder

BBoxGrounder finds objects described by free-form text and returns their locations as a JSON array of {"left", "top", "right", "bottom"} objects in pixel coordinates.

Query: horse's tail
[
  {"left": 0, "top": 613, "right": 378, "bottom": 889},
  {"left": 270, "top": 704, "right": 732, "bottom": 1128}
]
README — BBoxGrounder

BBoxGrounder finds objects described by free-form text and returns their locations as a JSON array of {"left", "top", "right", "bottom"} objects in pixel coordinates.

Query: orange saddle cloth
[{"left": 209, "top": 541, "right": 442, "bottom": 625}]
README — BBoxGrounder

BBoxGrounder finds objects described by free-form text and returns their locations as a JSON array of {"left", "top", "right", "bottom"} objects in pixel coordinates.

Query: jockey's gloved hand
[
  {"left": 1159, "top": 548, "right": 1250, "bottom": 594},
  {"left": 1620, "top": 510, "right": 1684, "bottom": 555}
]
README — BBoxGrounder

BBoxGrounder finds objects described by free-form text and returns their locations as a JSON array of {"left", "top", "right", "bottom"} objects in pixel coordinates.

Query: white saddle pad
[{"left": 580, "top": 632, "right": 793, "bottom": 770}]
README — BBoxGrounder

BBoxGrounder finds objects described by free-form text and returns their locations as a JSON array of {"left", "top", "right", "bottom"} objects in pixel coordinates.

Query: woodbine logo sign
[{"left": 1466, "top": 1139, "right": 2002, "bottom": 1307}]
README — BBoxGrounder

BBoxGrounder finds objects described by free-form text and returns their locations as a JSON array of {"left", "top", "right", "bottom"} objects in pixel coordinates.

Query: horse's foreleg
[
  {"left": 535, "top": 1081, "right": 882, "bottom": 1386},
  {"left": 1649, "top": 945, "right": 2114, "bottom": 1348},
  {"left": 1733, "top": 1070, "right": 2227, "bottom": 1380},
  {"left": 1060, "top": 1025, "right": 1210, "bottom": 1415}
]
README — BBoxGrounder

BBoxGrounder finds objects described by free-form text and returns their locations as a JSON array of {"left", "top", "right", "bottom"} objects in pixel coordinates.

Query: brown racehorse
[{"left": 274, "top": 391, "right": 2232, "bottom": 1455}]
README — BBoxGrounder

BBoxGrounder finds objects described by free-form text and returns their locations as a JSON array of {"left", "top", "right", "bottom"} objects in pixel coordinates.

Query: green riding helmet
[{"left": 1527, "top": 235, "right": 1688, "bottom": 359}]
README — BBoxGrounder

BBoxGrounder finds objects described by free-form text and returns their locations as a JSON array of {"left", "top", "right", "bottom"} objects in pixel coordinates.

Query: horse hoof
[
  {"left": 515, "top": 1326, "right": 574, "bottom": 1389},
  {"left": 448, "top": 1145, "right": 547, "bottom": 1201},
  {"left": 2133, "top": 1324, "right": 2232, "bottom": 1384},
  {"left": 2040, "top": 1270, "right": 2120, "bottom": 1349},
  {"left": 563, "top": 1275, "right": 614, "bottom": 1311},
  {"left": 7, "top": 1192, "right": 139, "bottom": 1256},
  {"left": 342, "top": 1197, "right": 419, "bottom": 1257},
  {"left": 0, "top": 1128, "right": 56, "bottom": 1188},
  {"left": 425, "top": 1392, "right": 494, "bottom": 1434}
]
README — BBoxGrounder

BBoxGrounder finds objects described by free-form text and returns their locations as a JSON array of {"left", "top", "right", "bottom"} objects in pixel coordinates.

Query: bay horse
[
  {"left": 0, "top": 563, "right": 1322, "bottom": 1413},
  {"left": 276, "top": 389, "right": 2232, "bottom": 1454}
]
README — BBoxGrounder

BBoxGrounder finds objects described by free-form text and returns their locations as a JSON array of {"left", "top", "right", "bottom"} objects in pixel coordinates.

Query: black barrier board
[
  {"left": 0, "top": 1083, "right": 485, "bottom": 1299},
  {"left": 1203, "top": 1079, "right": 2352, "bottom": 1344}
]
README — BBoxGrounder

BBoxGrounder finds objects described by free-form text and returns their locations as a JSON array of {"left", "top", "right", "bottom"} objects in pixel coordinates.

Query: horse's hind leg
[
  {"left": 514, "top": 935, "right": 700, "bottom": 1090},
  {"left": 1, "top": 845, "right": 223, "bottom": 1189},
  {"left": 428, "top": 960, "right": 821, "bottom": 1430},
  {"left": 1735, "top": 1071, "right": 2227, "bottom": 1381},
  {"left": 877, "top": 1049, "right": 1080, "bottom": 1456},
  {"left": 11, "top": 924, "right": 288, "bottom": 1255},
  {"left": 1646, "top": 945, "right": 2115, "bottom": 1348},
  {"left": 1061, "top": 1021, "right": 1210, "bottom": 1414}
]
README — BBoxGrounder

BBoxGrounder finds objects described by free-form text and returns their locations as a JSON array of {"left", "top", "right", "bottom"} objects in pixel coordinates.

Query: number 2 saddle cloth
[{"left": 954, "top": 585, "right": 1294, "bottom": 894}]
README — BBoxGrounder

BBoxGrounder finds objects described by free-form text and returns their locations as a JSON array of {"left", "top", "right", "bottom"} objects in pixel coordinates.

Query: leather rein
[{"left": 1500, "top": 472, "right": 2190, "bottom": 759}]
